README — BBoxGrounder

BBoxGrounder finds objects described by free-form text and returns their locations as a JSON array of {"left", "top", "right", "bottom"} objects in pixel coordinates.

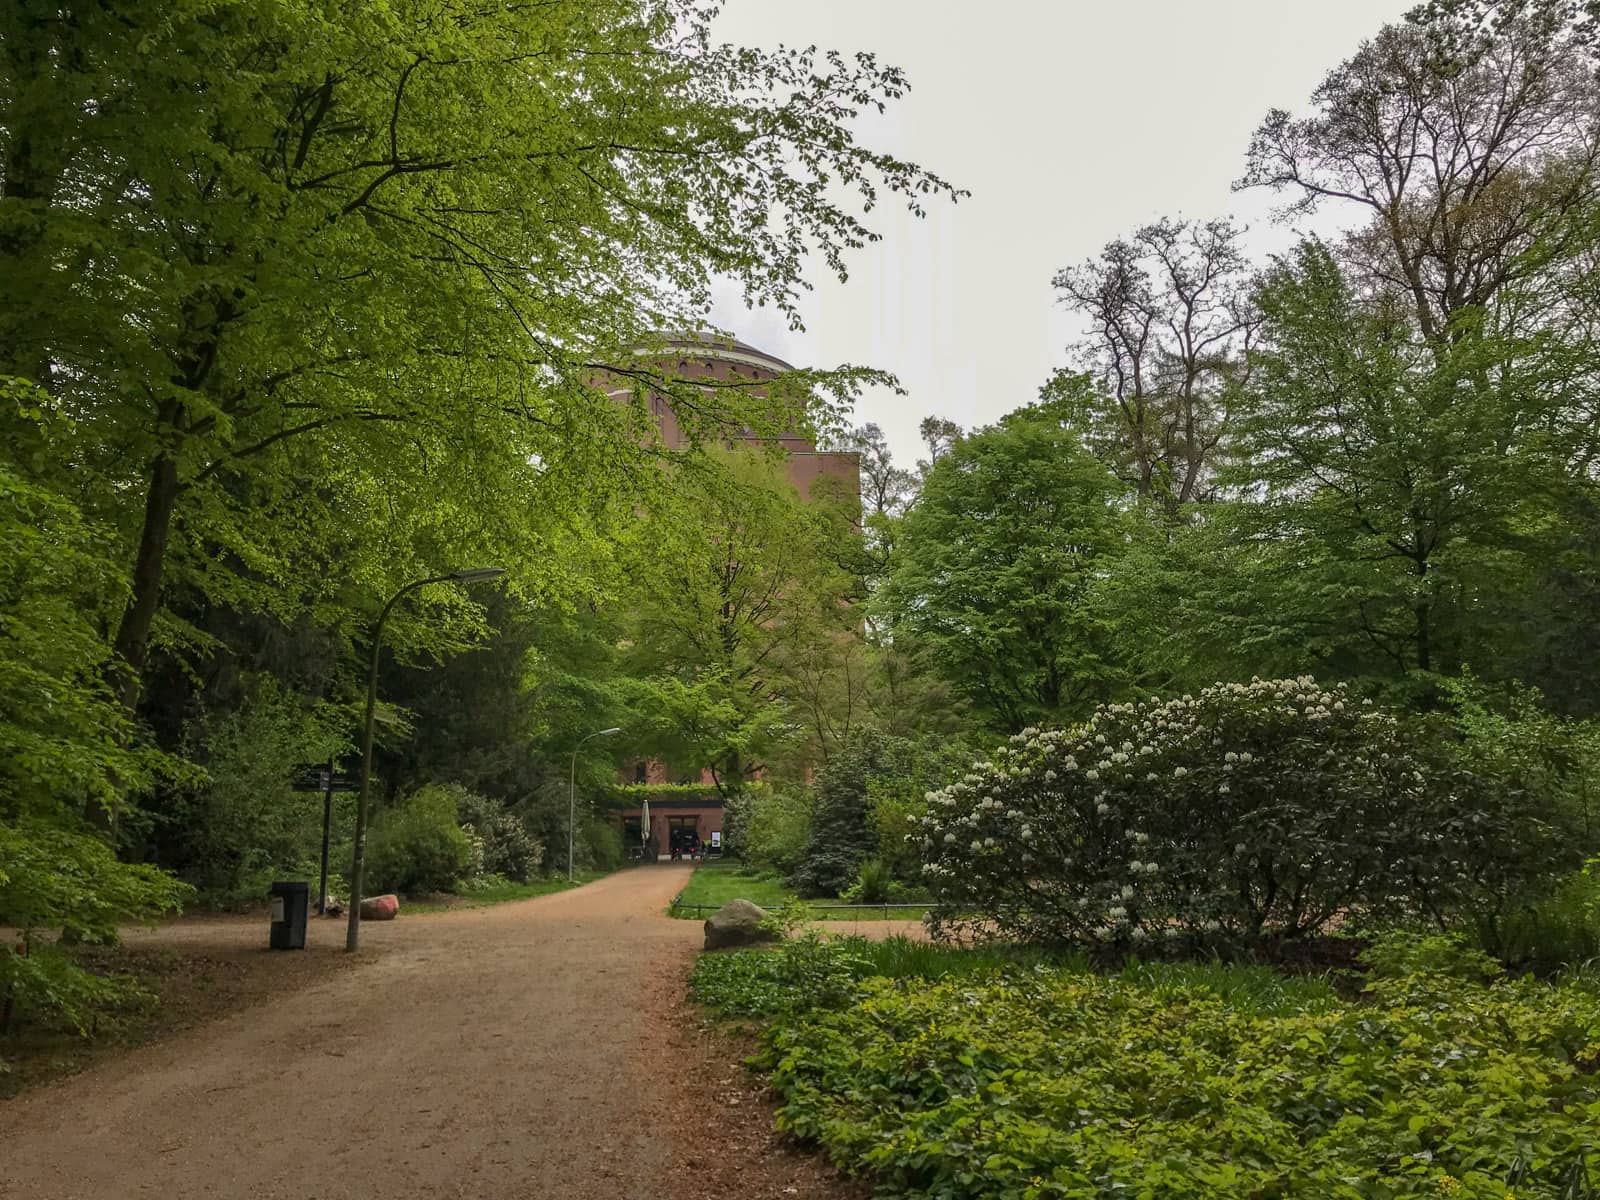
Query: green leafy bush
[
  {"left": 1480, "top": 864, "right": 1600, "bottom": 974},
  {"left": 1443, "top": 678, "right": 1600, "bottom": 967},
  {"left": 581, "top": 816, "right": 624, "bottom": 872},
  {"left": 453, "top": 786, "right": 543, "bottom": 882},
  {"left": 172, "top": 679, "right": 349, "bottom": 905},
  {"left": 693, "top": 935, "right": 1334, "bottom": 1023},
  {"left": 1358, "top": 930, "right": 1504, "bottom": 982},
  {"left": 919, "top": 678, "right": 1570, "bottom": 951},
  {"left": 752, "top": 962, "right": 1600, "bottom": 1199},
  {"left": 690, "top": 931, "right": 872, "bottom": 1017},
  {"left": 841, "top": 859, "right": 894, "bottom": 904},
  {"left": 794, "top": 731, "right": 920, "bottom": 897},
  {"left": 721, "top": 789, "right": 754, "bottom": 857},
  {"left": 743, "top": 787, "right": 815, "bottom": 877},
  {"left": 362, "top": 786, "right": 473, "bottom": 895},
  {"left": 1, "top": 821, "right": 190, "bottom": 1036},
  {"left": 0, "top": 460, "right": 155, "bottom": 821}
]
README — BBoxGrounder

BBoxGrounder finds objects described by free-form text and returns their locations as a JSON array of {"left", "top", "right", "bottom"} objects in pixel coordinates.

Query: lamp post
[
  {"left": 346, "top": 567, "right": 505, "bottom": 952},
  {"left": 569, "top": 727, "right": 621, "bottom": 882}
]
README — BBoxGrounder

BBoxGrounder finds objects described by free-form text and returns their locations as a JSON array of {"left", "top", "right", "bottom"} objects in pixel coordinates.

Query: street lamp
[
  {"left": 346, "top": 567, "right": 506, "bottom": 952},
  {"left": 569, "top": 727, "right": 621, "bottom": 882}
]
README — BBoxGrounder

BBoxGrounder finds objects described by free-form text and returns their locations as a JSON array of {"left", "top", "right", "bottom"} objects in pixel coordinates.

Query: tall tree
[
  {"left": 1239, "top": 11, "right": 1600, "bottom": 355},
  {"left": 881, "top": 391, "right": 1130, "bottom": 732},
  {"left": 1227, "top": 11, "right": 1600, "bottom": 704},
  {"left": 1049, "top": 217, "right": 1256, "bottom": 513},
  {"left": 829, "top": 422, "right": 915, "bottom": 592},
  {"left": 621, "top": 449, "right": 863, "bottom": 790},
  {"left": 0, "top": 0, "right": 957, "bottom": 725}
]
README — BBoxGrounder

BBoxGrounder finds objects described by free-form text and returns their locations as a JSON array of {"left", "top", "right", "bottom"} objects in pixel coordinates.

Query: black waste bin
[{"left": 268, "top": 880, "right": 309, "bottom": 950}]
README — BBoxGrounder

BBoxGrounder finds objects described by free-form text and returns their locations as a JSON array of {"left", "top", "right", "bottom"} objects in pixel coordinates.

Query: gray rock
[{"left": 703, "top": 898, "right": 779, "bottom": 951}]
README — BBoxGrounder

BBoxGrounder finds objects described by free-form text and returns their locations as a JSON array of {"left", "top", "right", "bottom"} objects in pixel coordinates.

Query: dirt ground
[{"left": 0, "top": 865, "right": 900, "bottom": 1200}]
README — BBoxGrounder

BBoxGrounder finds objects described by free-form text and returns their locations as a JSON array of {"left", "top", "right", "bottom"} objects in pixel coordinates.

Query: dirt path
[{"left": 0, "top": 864, "right": 795, "bottom": 1200}]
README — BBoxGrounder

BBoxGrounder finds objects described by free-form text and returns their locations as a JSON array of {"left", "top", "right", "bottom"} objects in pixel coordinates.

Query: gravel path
[{"left": 0, "top": 864, "right": 754, "bottom": 1200}]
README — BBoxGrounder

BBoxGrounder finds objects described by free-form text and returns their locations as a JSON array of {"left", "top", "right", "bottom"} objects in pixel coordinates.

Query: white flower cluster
[{"left": 912, "top": 676, "right": 1441, "bottom": 951}]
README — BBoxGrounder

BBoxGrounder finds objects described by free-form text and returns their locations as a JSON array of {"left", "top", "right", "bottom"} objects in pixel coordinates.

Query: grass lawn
[
  {"left": 407, "top": 871, "right": 608, "bottom": 914},
  {"left": 669, "top": 860, "right": 793, "bottom": 916},
  {"left": 669, "top": 861, "right": 934, "bottom": 921}
]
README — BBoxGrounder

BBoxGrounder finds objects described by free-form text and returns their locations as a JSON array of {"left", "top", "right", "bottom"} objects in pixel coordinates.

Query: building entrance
[{"left": 666, "top": 815, "right": 701, "bottom": 859}]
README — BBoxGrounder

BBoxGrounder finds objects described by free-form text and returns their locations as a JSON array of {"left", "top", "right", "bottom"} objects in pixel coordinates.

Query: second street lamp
[
  {"left": 569, "top": 727, "right": 621, "bottom": 882},
  {"left": 346, "top": 567, "right": 506, "bottom": 953}
]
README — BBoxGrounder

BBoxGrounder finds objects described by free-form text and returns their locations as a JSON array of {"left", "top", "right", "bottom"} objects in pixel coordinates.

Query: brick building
[{"left": 608, "top": 334, "right": 859, "bottom": 857}]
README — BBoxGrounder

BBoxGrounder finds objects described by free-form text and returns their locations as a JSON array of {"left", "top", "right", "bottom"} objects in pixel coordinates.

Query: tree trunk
[{"left": 110, "top": 450, "right": 182, "bottom": 716}]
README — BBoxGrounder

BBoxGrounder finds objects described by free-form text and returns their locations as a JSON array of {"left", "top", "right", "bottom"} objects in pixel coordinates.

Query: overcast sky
[{"left": 707, "top": 0, "right": 1416, "bottom": 464}]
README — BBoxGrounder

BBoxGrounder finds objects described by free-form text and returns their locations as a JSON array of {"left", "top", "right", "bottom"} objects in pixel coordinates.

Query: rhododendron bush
[{"left": 918, "top": 678, "right": 1569, "bottom": 949}]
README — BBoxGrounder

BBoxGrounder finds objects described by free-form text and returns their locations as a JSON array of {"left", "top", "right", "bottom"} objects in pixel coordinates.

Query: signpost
[{"left": 292, "top": 760, "right": 359, "bottom": 914}]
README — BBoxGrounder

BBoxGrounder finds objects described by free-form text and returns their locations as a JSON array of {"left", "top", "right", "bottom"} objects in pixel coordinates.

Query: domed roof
[{"left": 651, "top": 331, "right": 794, "bottom": 374}]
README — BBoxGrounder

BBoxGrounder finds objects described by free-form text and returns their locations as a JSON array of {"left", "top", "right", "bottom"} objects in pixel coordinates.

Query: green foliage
[
  {"left": 453, "top": 786, "right": 543, "bottom": 883},
  {"left": 0, "top": 457, "right": 153, "bottom": 819},
  {"left": 1, "top": 0, "right": 954, "bottom": 725},
  {"left": 690, "top": 931, "right": 873, "bottom": 1017},
  {"left": 746, "top": 960, "right": 1600, "bottom": 1199},
  {"left": 1360, "top": 930, "right": 1505, "bottom": 983},
  {"left": 720, "top": 789, "right": 755, "bottom": 858},
  {"left": 621, "top": 448, "right": 864, "bottom": 791},
  {"left": 742, "top": 788, "right": 816, "bottom": 878},
  {"left": 692, "top": 934, "right": 1339, "bottom": 1023},
  {"left": 0, "top": 822, "right": 191, "bottom": 1039},
  {"left": 793, "top": 730, "right": 918, "bottom": 897},
  {"left": 880, "top": 396, "right": 1131, "bottom": 732},
  {"left": 1437, "top": 677, "right": 1600, "bottom": 965},
  {"left": 920, "top": 679, "right": 1573, "bottom": 949},
  {"left": 864, "top": 733, "right": 981, "bottom": 885},
  {"left": 171, "top": 678, "right": 349, "bottom": 903},
  {"left": 362, "top": 786, "right": 473, "bottom": 896},
  {"left": 581, "top": 816, "right": 625, "bottom": 874},
  {"left": 1444, "top": 675, "right": 1600, "bottom": 842},
  {"left": 1480, "top": 866, "right": 1600, "bottom": 975},
  {"left": 840, "top": 860, "right": 894, "bottom": 905},
  {"left": 0, "top": 945, "right": 143, "bottom": 1039},
  {"left": 0, "top": 822, "right": 192, "bottom": 946}
]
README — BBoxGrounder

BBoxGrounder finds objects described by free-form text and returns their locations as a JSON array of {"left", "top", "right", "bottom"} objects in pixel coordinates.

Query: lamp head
[
  {"left": 599, "top": 727, "right": 621, "bottom": 736},
  {"left": 453, "top": 567, "right": 506, "bottom": 584}
]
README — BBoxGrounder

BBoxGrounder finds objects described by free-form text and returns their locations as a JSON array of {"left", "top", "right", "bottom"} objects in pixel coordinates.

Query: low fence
[{"left": 667, "top": 895, "right": 937, "bottom": 921}]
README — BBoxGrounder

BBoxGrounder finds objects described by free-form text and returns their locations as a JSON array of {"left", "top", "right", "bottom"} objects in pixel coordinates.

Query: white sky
[{"left": 708, "top": 0, "right": 1416, "bottom": 464}]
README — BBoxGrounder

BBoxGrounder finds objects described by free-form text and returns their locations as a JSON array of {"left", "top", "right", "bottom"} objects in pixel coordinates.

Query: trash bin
[{"left": 268, "top": 880, "right": 309, "bottom": 950}]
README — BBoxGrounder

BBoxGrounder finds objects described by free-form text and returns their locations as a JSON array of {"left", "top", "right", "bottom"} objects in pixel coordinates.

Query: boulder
[
  {"left": 703, "top": 899, "right": 778, "bottom": 951},
  {"left": 359, "top": 894, "right": 400, "bottom": 921}
]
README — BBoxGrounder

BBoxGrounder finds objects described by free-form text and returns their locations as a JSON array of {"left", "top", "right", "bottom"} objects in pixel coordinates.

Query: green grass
[
  {"left": 669, "top": 860, "right": 793, "bottom": 916},
  {"left": 670, "top": 861, "right": 940, "bottom": 921},
  {"left": 406, "top": 871, "right": 607, "bottom": 914}
]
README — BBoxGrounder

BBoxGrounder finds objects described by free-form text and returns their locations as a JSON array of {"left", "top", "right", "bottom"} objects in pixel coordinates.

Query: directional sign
[{"left": 291, "top": 768, "right": 360, "bottom": 793}]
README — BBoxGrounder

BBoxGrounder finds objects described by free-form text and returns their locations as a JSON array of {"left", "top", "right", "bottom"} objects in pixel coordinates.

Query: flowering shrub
[{"left": 917, "top": 677, "right": 1567, "bottom": 950}]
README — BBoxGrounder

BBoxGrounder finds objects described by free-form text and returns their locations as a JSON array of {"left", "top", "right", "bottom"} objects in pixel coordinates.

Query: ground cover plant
[{"left": 693, "top": 935, "right": 1600, "bottom": 1199}]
